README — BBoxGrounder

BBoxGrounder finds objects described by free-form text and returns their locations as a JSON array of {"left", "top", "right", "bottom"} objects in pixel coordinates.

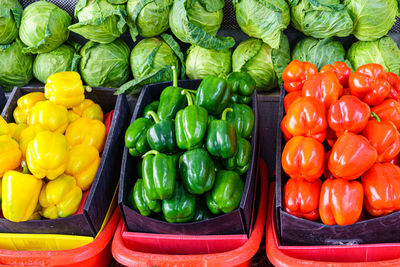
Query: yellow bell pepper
[
  {"left": 8, "top": 123, "right": 28, "bottom": 142},
  {"left": 2, "top": 170, "right": 43, "bottom": 222},
  {"left": 28, "top": 100, "right": 69, "bottom": 134},
  {"left": 26, "top": 131, "right": 68, "bottom": 180},
  {"left": 19, "top": 125, "right": 46, "bottom": 159},
  {"left": 65, "top": 118, "right": 106, "bottom": 153},
  {"left": 29, "top": 203, "right": 42, "bottom": 220},
  {"left": 13, "top": 92, "right": 45, "bottom": 124},
  {"left": 0, "top": 135, "right": 22, "bottom": 177},
  {"left": 0, "top": 116, "right": 9, "bottom": 136},
  {"left": 66, "top": 144, "right": 101, "bottom": 191},
  {"left": 45, "top": 71, "right": 85, "bottom": 108},
  {"left": 39, "top": 174, "right": 82, "bottom": 219},
  {"left": 71, "top": 99, "right": 104, "bottom": 121},
  {"left": 68, "top": 110, "right": 80, "bottom": 123}
]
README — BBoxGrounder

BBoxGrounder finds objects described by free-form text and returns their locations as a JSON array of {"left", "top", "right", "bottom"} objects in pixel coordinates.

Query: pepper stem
[
  {"left": 181, "top": 90, "right": 194, "bottom": 106},
  {"left": 21, "top": 161, "right": 30, "bottom": 174},
  {"left": 185, "top": 89, "right": 197, "bottom": 94},
  {"left": 85, "top": 86, "right": 92, "bottom": 93},
  {"left": 142, "top": 150, "right": 160, "bottom": 158},
  {"left": 146, "top": 110, "right": 161, "bottom": 124},
  {"left": 371, "top": 112, "right": 381, "bottom": 122},
  {"left": 221, "top": 108, "right": 233, "bottom": 121},
  {"left": 171, "top": 66, "right": 178, "bottom": 87}
]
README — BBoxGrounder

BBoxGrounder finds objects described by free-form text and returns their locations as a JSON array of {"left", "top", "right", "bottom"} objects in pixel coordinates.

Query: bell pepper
[
  {"left": 280, "top": 116, "right": 293, "bottom": 141},
  {"left": 175, "top": 90, "right": 208, "bottom": 150},
  {"left": 226, "top": 103, "right": 254, "bottom": 139},
  {"left": 284, "top": 91, "right": 302, "bottom": 114},
  {"left": 328, "top": 132, "right": 377, "bottom": 180},
  {"left": 44, "top": 71, "right": 85, "bottom": 108},
  {"left": 320, "top": 61, "right": 352, "bottom": 88},
  {"left": 65, "top": 144, "right": 101, "bottom": 191},
  {"left": 7, "top": 123, "right": 28, "bottom": 142},
  {"left": 0, "top": 116, "right": 8, "bottom": 136},
  {"left": 283, "top": 96, "right": 327, "bottom": 142},
  {"left": 223, "top": 137, "right": 252, "bottom": 175},
  {"left": 319, "top": 178, "right": 363, "bottom": 226},
  {"left": 143, "top": 101, "right": 159, "bottom": 120},
  {"left": 206, "top": 108, "right": 237, "bottom": 159},
  {"left": 2, "top": 170, "right": 43, "bottom": 222},
  {"left": 146, "top": 111, "right": 177, "bottom": 153},
  {"left": 328, "top": 95, "right": 371, "bottom": 137},
  {"left": 28, "top": 100, "right": 69, "bottom": 134},
  {"left": 19, "top": 125, "right": 46, "bottom": 159},
  {"left": 0, "top": 135, "right": 22, "bottom": 177},
  {"left": 207, "top": 115, "right": 216, "bottom": 128},
  {"left": 157, "top": 66, "right": 187, "bottom": 120},
  {"left": 349, "top": 63, "right": 390, "bottom": 106},
  {"left": 192, "top": 198, "right": 213, "bottom": 222},
  {"left": 65, "top": 117, "right": 106, "bottom": 153},
  {"left": 39, "top": 174, "right": 82, "bottom": 219},
  {"left": 71, "top": 99, "right": 104, "bottom": 121},
  {"left": 323, "top": 151, "right": 335, "bottom": 179},
  {"left": 13, "top": 92, "right": 45, "bottom": 124},
  {"left": 179, "top": 148, "right": 215, "bottom": 195},
  {"left": 68, "top": 110, "right": 80, "bottom": 123},
  {"left": 302, "top": 72, "right": 343, "bottom": 109},
  {"left": 362, "top": 163, "right": 400, "bottom": 217},
  {"left": 128, "top": 178, "right": 161, "bottom": 216},
  {"left": 283, "top": 178, "right": 322, "bottom": 221},
  {"left": 142, "top": 150, "right": 176, "bottom": 200},
  {"left": 162, "top": 181, "right": 196, "bottom": 223},
  {"left": 326, "top": 127, "right": 337, "bottom": 148},
  {"left": 26, "top": 131, "right": 68, "bottom": 180},
  {"left": 226, "top": 72, "right": 256, "bottom": 104},
  {"left": 387, "top": 72, "right": 400, "bottom": 100},
  {"left": 125, "top": 118, "right": 153, "bottom": 157},
  {"left": 206, "top": 170, "right": 244, "bottom": 215},
  {"left": 282, "top": 136, "right": 325, "bottom": 182},
  {"left": 372, "top": 99, "right": 400, "bottom": 131},
  {"left": 195, "top": 76, "right": 231, "bottom": 115},
  {"left": 282, "top": 60, "right": 318, "bottom": 93}
]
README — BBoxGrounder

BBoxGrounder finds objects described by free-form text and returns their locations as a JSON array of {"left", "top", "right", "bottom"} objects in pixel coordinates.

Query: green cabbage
[
  {"left": 0, "top": 0, "right": 22, "bottom": 45},
  {"left": 79, "top": 39, "right": 130, "bottom": 88},
  {"left": 233, "top": 0, "right": 290, "bottom": 49},
  {"left": 19, "top": 1, "right": 71, "bottom": 54},
  {"left": 108, "top": 0, "right": 128, "bottom": 3},
  {"left": 185, "top": 45, "right": 232, "bottom": 79}
]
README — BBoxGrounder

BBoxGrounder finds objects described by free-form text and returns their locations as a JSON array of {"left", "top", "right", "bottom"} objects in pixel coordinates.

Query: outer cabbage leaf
[
  {"left": 0, "top": 0, "right": 22, "bottom": 45},
  {"left": 108, "top": 0, "right": 128, "bottom": 3}
]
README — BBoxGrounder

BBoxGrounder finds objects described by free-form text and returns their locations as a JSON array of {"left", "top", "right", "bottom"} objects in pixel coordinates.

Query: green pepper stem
[
  {"left": 221, "top": 108, "right": 233, "bottom": 121},
  {"left": 185, "top": 89, "right": 197, "bottom": 94},
  {"left": 146, "top": 110, "right": 161, "bottom": 124},
  {"left": 21, "top": 161, "right": 30, "bottom": 174},
  {"left": 142, "top": 150, "right": 160, "bottom": 158},
  {"left": 171, "top": 66, "right": 178, "bottom": 87},
  {"left": 181, "top": 90, "right": 194, "bottom": 106},
  {"left": 371, "top": 112, "right": 381, "bottom": 122}
]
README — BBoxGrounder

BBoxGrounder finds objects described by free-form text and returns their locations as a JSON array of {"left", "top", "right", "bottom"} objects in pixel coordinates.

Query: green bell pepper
[
  {"left": 223, "top": 138, "right": 252, "bottom": 175},
  {"left": 142, "top": 150, "right": 176, "bottom": 200},
  {"left": 143, "top": 101, "right": 159, "bottom": 120},
  {"left": 207, "top": 115, "right": 216, "bottom": 128},
  {"left": 195, "top": 76, "right": 231, "bottom": 115},
  {"left": 176, "top": 90, "right": 208, "bottom": 150},
  {"left": 192, "top": 198, "right": 213, "bottom": 222},
  {"left": 179, "top": 148, "right": 215, "bottom": 195},
  {"left": 125, "top": 118, "right": 153, "bottom": 157},
  {"left": 162, "top": 181, "right": 196, "bottom": 223},
  {"left": 157, "top": 66, "right": 187, "bottom": 120},
  {"left": 128, "top": 179, "right": 161, "bottom": 216},
  {"left": 206, "top": 108, "right": 237, "bottom": 159},
  {"left": 206, "top": 170, "right": 244, "bottom": 215},
  {"left": 226, "top": 103, "right": 255, "bottom": 139},
  {"left": 146, "top": 111, "right": 177, "bottom": 153},
  {"left": 227, "top": 72, "right": 255, "bottom": 104}
]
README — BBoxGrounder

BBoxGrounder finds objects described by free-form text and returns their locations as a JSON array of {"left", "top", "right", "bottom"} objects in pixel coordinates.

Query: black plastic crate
[
  {"left": 0, "top": 86, "right": 130, "bottom": 236},
  {"left": 118, "top": 79, "right": 259, "bottom": 235}
]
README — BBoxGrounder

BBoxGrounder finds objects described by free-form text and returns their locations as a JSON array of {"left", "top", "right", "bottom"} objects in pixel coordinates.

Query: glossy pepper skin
[
  {"left": 13, "top": 92, "right": 45, "bottom": 124},
  {"left": 0, "top": 116, "right": 8, "bottom": 136},
  {"left": 176, "top": 90, "right": 208, "bottom": 150},
  {"left": 320, "top": 61, "right": 352, "bottom": 88},
  {"left": 143, "top": 101, "right": 159, "bottom": 120},
  {"left": 284, "top": 91, "right": 302, "bottom": 114},
  {"left": 362, "top": 163, "right": 400, "bottom": 217},
  {"left": 26, "top": 131, "right": 68, "bottom": 180},
  {"left": 206, "top": 108, "right": 237, "bottom": 159},
  {"left": 28, "top": 100, "right": 69, "bottom": 134},
  {"left": 7, "top": 123, "right": 28, "bottom": 142},
  {"left": 192, "top": 198, "right": 213, "bottom": 222},
  {"left": 162, "top": 181, "right": 196, "bottom": 223},
  {"left": 280, "top": 116, "right": 293, "bottom": 141},
  {"left": 386, "top": 72, "right": 400, "bottom": 100},
  {"left": 128, "top": 179, "right": 161, "bottom": 216},
  {"left": 319, "top": 178, "right": 364, "bottom": 226},
  {"left": 372, "top": 99, "right": 400, "bottom": 131},
  {"left": 19, "top": 125, "right": 46, "bottom": 159},
  {"left": 179, "top": 148, "right": 215, "bottom": 195},
  {"left": 0, "top": 135, "right": 22, "bottom": 177},
  {"left": 282, "top": 60, "right": 318, "bottom": 93},
  {"left": 146, "top": 111, "right": 177, "bottom": 154},
  {"left": 283, "top": 96, "right": 327, "bottom": 142},
  {"left": 39, "top": 174, "right": 82, "bottom": 219},
  {"left": 328, "top": 132, "right": 377, "bottom": 180},
  {"left": 125, "top": 118, "right": 153, "bottom": 157},
  {"left": 328, "top": 95, "right": 371, "bottom": 137},
  {"left": 226, "top": 72, "right": 256, "bottom": 104},
  {"left": 282, "top": 136, "right": 325, "bottom": 182},
  {"left": 71, "top": 99, "right": 103, "bottom": 121},
  {"left": 206, "top": 170, "right": 244, "bottom": 215},
  {"left": 349, "top": 63, "right": 390, "bottom": 106},
  {"left": 226, "top": 103, "right": 254, "bottom": 139},
  {"left": 195, "top": 76, "right": 231, "bottom": 115},
  {"left": 44, "top": 71, "right": 85, "bottom": 108},
  {"left": 142, "top": 150, "right": 176, "bottom": 200},
  {"left": 223, "top": 137, "right": 252, "bottom": 175},
  {"left": 2, "top": 170, "right": 43, "bottom": 222},
  {"left": 284, "top": 178, "right": 322, "bottom": 221}
]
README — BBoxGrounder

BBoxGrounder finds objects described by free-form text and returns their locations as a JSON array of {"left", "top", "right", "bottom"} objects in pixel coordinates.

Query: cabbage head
[
  {"left": 127, "top": 0, "right": 173, "bottom": 42},
  {"left": 0, "top": 39, "right": 34, "bottom": 90},
  {"left": 347, "top": 36, "right": 400, "bottom": 75},
  {"left": 233, "top": 0, "right": 290, "bottom": 49},
  {"left": 80, "top": 39, "right": 130, "bottom": 88},
  {"left": 108, "top": 0, "right": 128, "bottom": 3},
  {"left": 19, "top": 1, "right": 71, "bottom": 54},
  {"left": 69, "top": 0, "right": 127, "bottom": 44},
  {"left": 232, "top": 35, "right": 291, "bottom": 91},
  {"left": 344, "top": 0, "right": 398, "bottom": 41},
  {"left": 185, "top": 45, "right": 232, "bottom": 79},
  {"left": 169, "top": 0, "right": 234, "bottom": 50},
  {"left": 292, "top": 37, "right": 346, "bottom": 70},
  {"left": 33, "top": 43, "right": 81, "bottom": 84},
  {"left": 0, "top": 0, "right": 22, "bottom": 45}
]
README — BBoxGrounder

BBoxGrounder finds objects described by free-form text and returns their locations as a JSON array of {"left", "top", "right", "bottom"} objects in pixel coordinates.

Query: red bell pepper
[
  {"left": 319, "top": 178, "right": 364, "bottom": 226},
  {"left": 284, "top": 91, "right": 302, "bottom": 113},
  {"left": 284, "top": 178, "right": 322, "bottom": 221},
  {"left": 320, "top": 61, "right": 352, "bottom": 88},
  {"left": 280, "top": 116, "right": 293, "bottom": 141},
  {"left": 328, "top": 132, "right": 377, "bottom": 180},
  {"left": 372, "top": 99, "right": 400, "bottom": 131},
  {"left": 326, "top": 127, "right": 337, "bottom": 148},
  {"left": 362, "top": 163, "right": 400, "bottom": 217},
  {"left": 282, "top": 60, "right": 318, "bottom": 93},
  {"left": 387, "top": 72, "right": 400, "bottom": 100},
  {"left": 323, "top": 150, "right": 334, "bottom": 179},
  {"left": 282, "top": 136, "right": 325, "bottom": 182},
  {"left": 349, "top": 63, "right": 390, "bottom": 106}
]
